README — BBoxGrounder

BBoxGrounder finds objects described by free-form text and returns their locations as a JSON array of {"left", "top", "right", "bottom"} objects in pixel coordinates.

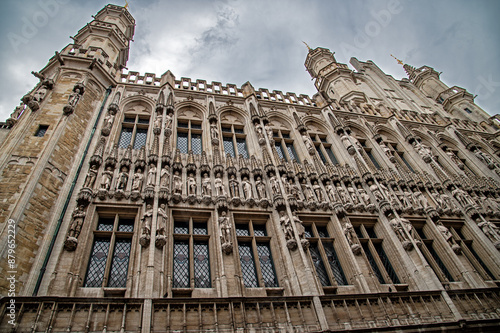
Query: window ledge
[
  {"left": 172, "top": 288, "right": 193, "bottom": 298},
  {"left": 103, "top": 287, "right": 126, "bottom": 297},
  {"left": 265, "top": 287, "right": 284, "bottom": 296},
  {"left": 322, "top": 286, "right": 338, "bottom": 295}
]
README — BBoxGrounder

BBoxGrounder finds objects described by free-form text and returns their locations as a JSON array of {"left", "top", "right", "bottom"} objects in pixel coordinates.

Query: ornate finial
[
  {"left": 124, "top": 0, "right": 129, "bottom": 10},
  {"left": 302, "top": 41, "right": 312, "bottom": 51},
  {"left": 390, "top": 54, "right": 403, "bottom": 66}
]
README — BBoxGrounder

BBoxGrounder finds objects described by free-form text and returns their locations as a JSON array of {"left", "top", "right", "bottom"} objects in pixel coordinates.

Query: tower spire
[{"left": 391, "top": 54, "right": 416, "bottom": 79}]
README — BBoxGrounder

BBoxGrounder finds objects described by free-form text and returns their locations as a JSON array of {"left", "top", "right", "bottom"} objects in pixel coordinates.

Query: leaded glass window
[
  {"left": 451, "top": 225, "right": 497, "bottom": 280},
  {"left": 118, "top": 127, "right": 133, "bottom": 148},
  {"left": 356, "top": 222, "right": 400, "bottom": 285},
  {"left": 172, "top": 214, "right": 212, "bottom": 289},
  {"left": 173, "top": 241, "right": 190, "bottom": 288},
  {"left": 235, "top": 216, "right": 278, "bottom": 288},
  {"left": 239, "top": 243, "right": 258, "bottom": 287},
  {"left": 414, "top": 226, "right": 456, "bottom": 283},
  {"left": 223, "top": 137, "right": 235, "bottom": 157},
  {"left": 273, "top": 129, "right": 299, "bottom": 162},
  {"left": 304, "top": 219, "right": 348, "bottom": 287},
  {"left": 84, "top": 213, "right": 136, "bottom": 288},
  {"left": 118, "top": 114, "right": 149, "bottom": 149},
  {"left": 133, "top": 128, "right": 148, "bottom": 149},
  {"left": 176, "top": 119, "right": 203, "bottom": 155},
  {"left": 177, "top": 132, "right": 188, "bottom": 154},
  {"left": 309, "top": 133, "right": 338, "bottom": 165},
  {"left": 221, "top": 124, "right": 247, "bottom": 158},
  {"left": 108, "top": 239, "right": 132, "bottom": 287}
]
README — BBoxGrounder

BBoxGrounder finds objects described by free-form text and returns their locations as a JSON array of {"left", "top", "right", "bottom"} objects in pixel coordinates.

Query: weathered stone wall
[{"left": 0, "top": 75, "right": 102, "bottom": 295}]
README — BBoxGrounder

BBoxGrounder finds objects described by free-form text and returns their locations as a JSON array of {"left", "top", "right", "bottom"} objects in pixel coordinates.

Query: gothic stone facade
[{"left": 1, "top": 4, "right": 500, "bottom": 333}]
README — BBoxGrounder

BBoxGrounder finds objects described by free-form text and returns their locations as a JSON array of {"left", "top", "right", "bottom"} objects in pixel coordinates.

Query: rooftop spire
[
  {"left": 391, "top": 54, "right": 416, "bottom": 79},
  {"left": 302, "top": 41, "right": 312, "bottom": 51}
]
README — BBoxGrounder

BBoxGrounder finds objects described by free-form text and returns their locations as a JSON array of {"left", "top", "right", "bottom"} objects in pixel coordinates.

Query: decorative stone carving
[
  {"left": 292, "top": 213, "right": 310, "bottom": 249},
  {"left": 389, "top": 215, "right": 419, "bottom": 251},
  {"left": 452, "top": 186, "right": 474, "bottom": 208},
  {"left": 132, "top": 168, "right": 144, "bottom": 192},
  {"left": 312, "top": 181, "right": 324, "bottom": 202},
  {"left": 64, "top": 205, "right": 86, "bottom": 251},
  {"left": 172, "top": 171, "right": 182, "bottom": 195},
  {"left": 83, "top": 164, "right": 98, "bottom": 189},
  {"left": 301, "top": 180, "right": 315, "bottom": 202},
  {"left": 63, "top": 82, "right": 85, "bottom": 115},
  {"left": 202, "top": 173, "right": 212, "bottom": 197},
  {"left": 264, "top": 123, "right": 273, "bottom": 142},
  {"left": 210, "top": 123, "right": 219, "bottom": 141},
  {"left": 255, "top": 176, "right": 267, "bottom": 199},
  {"left": 302, "top": 134, "right": 315, "bottom": 155},
  {"left": 325, "top": 181, "right": 339, "bottom": 202},
  {"left": 413, "top": 141, "right": 433, "bottom": 163},
  {"left": 214, "top": 173, "right": 226, "bottom": 197},
  {"left": 436, "top": 222, "right": 461, "bottom": 254},
  {"left": 280, "top": 211, "right": 297, "bottom": 250},
  {"left": 140, "top": 204, "right": 153, "bottom": 247},
  {"left": 116, "top": 166, "right": 129, "bottom": 194},
  {"left": 219, "top": 211, "right": 233, "bottom": 254},
  {"left": 155, "top": 204, "right": 168, "bottom": 248},
  {"left": 343, "top": 219, "right": 361, "bottom": 254},
  {"left": 229, "top": 174, "right": 240, "bottom": 198},
  {"left": 241, "top": 176, "right": 253, "bottom": 199},
  {"left": 269, "top": 172, "right": 280, "bottom": 195},
  {"left": 477, "top": 220, "right": 500, "bottom": 249},
  {"left": 102, "top": 112, "right": 115, "bottom": 136},
  {"left": 160, "top": 165, "right": 170, "bottom": 188},
  {"left": 187, "top": 173, "right": 197, "bottom": 196},
  {"left": 100, "top": 166, "right": 113, "bottom": 191}
]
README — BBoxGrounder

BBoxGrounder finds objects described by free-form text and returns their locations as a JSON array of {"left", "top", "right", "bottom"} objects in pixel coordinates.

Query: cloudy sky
[{"left": 1, "top": 0, "right": 499, "bottom": 121}]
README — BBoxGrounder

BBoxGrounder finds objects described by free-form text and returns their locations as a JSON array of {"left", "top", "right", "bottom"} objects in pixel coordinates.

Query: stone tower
[
  {"left": 0, "top": 4, "right": 134, "bottom": 295},
  {"left": 1, "top": 4, "right": 500, "bottom": 333}
]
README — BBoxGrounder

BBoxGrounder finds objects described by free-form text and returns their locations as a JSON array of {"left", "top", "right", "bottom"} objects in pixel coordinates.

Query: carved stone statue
[
  {"left": 301, "top": 180, "right": 315, "bottom": 201},
  {"left": 187, "top": 173, "right": 197, "bottom": 195},
  {"left": 83, "top": 164, "right": 98, "bottom": 188},
  {"left": 312, "top": 181, "right": 324, "bottom": 201},
  {"left": 116, "top": 166, "right": 129, "bottom": 191},
  {"left": 202, "top": 173, "right": 212, "bottom": 196},
  {"left": 325, "top": 181, "right": 339, "bottom": 202},
  {"left": 154, "top": 115, "right": 162, "bottom": 129},
  {"left": 173, "top": 171, "right": 182, "bottom": 194},
  {"left": 147, "top": 164, "right": 157, "bottom": 186},
  {"left": 302, "top": 134, "right": 314, "bottom": 152},
  {"left": 412, "top": 189, "right": 429, "bottom": 209},
  {"left": 160, "top": 166, "right": 170, "bottom": 188},
  {"left": 347, "top": 185, "right": 359, "bottom": 205},
  {"left": 102, "top": 112, "right": 114, "bottom": 134},
  {"left": 343, "top": 219, "right": 361, "bottom": 254},
  {"left": 241, "top": 176, "right": 253, "bottom": 199},
  {"left": 229, "top": 174, "right": 240, "bottom": 198},
  {"left": 156, "top": 204, "right": 168, "bottom": 248},
  {"left": 436, "top": 222, "right": 461, "bottom": 253},
  {"left": 290, "top": 180, "right": 301, "bottom": 200},
  {"left": 132, "top": 168, "right": 144, "bottom": 192},
  {"left": 264, "top": 123, "right": 273, "bottom": 140},
  {"left": 452, "top": 187, "right": 473, "bottom": 207},
  {"left": 337, "top": 184, "right": 349, "bottom": 203},
  {"left": 280, "top": 211, "right": 294, "bottom": 241},
  {"left": 164, "top": 113, "right": 173, "bottom": 130},
  {"left": 477, "top": 221, "right": 500, "bottom": 246},
  {"left": 255, "top": 176, "right": 267, "bottom": 199},
  {"left": 219, "top": 211, "right": 233, "bottom": 254},
  {"left": 100, "top": 166, "right": 113, "bottom": 190},
  {"left": 214, "top": 173, "right": 225, "bottom": 196},
  {"left": 269, "top": 173, "right": 280, "bottom": 195},
  {"left": 210, "top": 123, "right": 219, "bottom": 140},
  {"left": 357, "top": 185, "right": 371, "bottom": 205},
  {"left": 157, "top": 204, "right": 168, "bottom": 237},
  {"left": 369, "top": 183, "right": 385, "bottom": 201},
  {"left": 292, "top": 213, "right": 309, "bottom": 249},
  {"left": 68, "top": 205, "right": 86, "bottom": 239},
  {"left": 141, "top": 204, "right": 153, "bottom": 236}
]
